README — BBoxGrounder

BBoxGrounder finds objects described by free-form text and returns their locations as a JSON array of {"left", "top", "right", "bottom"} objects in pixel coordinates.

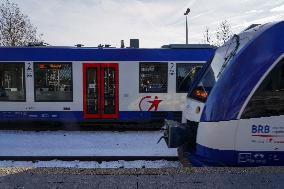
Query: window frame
[
  {"left": 0, "top": 62, "right": 26, "bottom": 102},
  {"left": 139, "top": 62, "right": 168, "bottom": 93},
  {"left": 176, "top": 63, "right": 202, "bottom": 93},
  {"left": 33, "top": 62, "right": 73, "bottom": 102},
  {"left": 241, "top": 57, "right": 284, "bottom": 119}
]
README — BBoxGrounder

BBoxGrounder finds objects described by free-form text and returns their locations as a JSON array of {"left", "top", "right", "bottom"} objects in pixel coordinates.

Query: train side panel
[
  {"left": 0, "top": 46, "right": 215, "bottom": 123},
  {"left": 0, "top": 60, "right": 205, "bottom": 122}
]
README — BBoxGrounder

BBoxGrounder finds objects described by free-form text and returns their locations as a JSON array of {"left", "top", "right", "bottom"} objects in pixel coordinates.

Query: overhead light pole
[{"left": 184, "top": 8, "right": 190, "bottom": 44}]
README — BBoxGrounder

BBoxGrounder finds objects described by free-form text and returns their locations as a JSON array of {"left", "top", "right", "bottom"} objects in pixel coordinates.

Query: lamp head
[{"left": 184, "top": 8, "right": 190, "bottom": 15}]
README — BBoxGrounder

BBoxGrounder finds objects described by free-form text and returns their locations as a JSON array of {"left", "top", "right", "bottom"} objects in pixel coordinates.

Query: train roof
[
  {"left": 201, "top": 20, "right": 284, "bottom": 122},
  {"left": 0, "top": 45, "right": 215, "bottom": 62}
]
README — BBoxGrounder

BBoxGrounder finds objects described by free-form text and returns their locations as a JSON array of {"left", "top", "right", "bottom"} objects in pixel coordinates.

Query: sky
[{"left": 9, "top": 0, "right": 284, "bottom": 48}]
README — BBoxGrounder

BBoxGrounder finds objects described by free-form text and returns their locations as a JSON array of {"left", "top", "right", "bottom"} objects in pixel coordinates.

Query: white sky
[{"left": 10, "top": 0, "right": 284, "bottom": 48}]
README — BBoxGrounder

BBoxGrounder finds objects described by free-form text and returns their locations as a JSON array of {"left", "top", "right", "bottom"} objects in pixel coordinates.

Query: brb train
[
  {"left": 164, "top": 21, "right": 284, "bottom": 166},
  {"left": 0, "top": 45, "right": 214, "bottom": 123}
]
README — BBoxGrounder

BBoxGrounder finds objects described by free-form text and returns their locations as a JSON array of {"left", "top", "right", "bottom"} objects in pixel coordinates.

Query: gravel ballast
[{"left": 0, "top": 166, "right": 284, "bottom": 176}]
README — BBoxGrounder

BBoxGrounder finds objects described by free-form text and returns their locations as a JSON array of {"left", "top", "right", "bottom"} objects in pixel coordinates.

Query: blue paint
[
  {"left": 0, "top": 111, "right": 84, "bottom": 121},
  {"left": 0, "top": 47, "right": 215, "bottom": 62},
  {"left": 200, "top": 21, "right": 284, "bottom": 122},
  {"left": 119, "top": 111, "right": 151, "bottom": 121},
  {"left": 0, "top": 111, "right": 181, "bottom": 122},
  {"left": 252, "top": 125, "right": 270, "bottom": 134},
  {"left": 186, "top": 144, "right": 284, "bottom": 167}
]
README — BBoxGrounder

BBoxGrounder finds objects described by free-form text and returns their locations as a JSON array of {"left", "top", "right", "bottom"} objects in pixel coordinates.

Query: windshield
[{"left": 188, "top": 34, "right": 249, "bottom": 101}]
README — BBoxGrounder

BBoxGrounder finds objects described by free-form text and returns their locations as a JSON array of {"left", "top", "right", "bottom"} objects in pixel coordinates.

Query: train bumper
[{"left": 162, "top": 120, "right": 198, "bottom": 148}]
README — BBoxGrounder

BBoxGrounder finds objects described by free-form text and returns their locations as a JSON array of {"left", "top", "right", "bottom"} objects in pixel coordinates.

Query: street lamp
[{"left": 184, "top": 8, "right": 190, "bottom": 44}]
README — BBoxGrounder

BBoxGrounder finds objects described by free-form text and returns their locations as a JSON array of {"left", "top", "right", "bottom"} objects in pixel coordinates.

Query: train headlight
[{"left": 193, "top": 87, "right": 208, "bottom": 101}]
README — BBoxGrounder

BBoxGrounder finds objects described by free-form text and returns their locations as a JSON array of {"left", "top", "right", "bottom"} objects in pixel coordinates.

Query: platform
[{"left": 0, "top": 167, "right": 283, "bottom": 189}]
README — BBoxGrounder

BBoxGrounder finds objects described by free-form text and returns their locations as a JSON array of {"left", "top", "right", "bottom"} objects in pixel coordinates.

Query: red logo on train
[{"left": 139, "top": 96, "right": 163, "bottom": 111}]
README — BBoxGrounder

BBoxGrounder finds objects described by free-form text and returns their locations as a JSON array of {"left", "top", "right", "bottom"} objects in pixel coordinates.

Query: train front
[{"left": 163, "top": 22, "right": 282, "bottom": 166}]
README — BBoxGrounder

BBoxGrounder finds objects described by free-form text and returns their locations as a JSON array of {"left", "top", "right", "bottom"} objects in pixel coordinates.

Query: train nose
[{"left": 161, "top": 120, "right": 198, "bottom": 148}]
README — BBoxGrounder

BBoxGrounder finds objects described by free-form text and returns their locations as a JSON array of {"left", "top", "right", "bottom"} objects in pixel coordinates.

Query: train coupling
[{"left": 161, "top": 119, "right": 197, "bottom": 148}]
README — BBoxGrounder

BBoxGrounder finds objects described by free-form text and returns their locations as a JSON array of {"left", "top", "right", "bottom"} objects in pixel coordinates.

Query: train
[
  {"left": 0, "top": 44, "right": 214, "bottom": 125},
  {"left": 164, "top": 21, "right": 284, "bottom": 166}
]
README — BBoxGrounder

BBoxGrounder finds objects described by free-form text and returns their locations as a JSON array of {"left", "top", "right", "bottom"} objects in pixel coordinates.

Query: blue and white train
[
  {"left": 164, "top": 21, "right": 284, "bottom": 166},
  {"left": 0, "top": 45, "right": 214, "bottom": 124}
]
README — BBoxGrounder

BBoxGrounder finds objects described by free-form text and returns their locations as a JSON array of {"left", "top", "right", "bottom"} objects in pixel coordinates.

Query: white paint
[
  {"left": 236, "top": 115, "right": 284, "bottom": 152},
  {"left": 196, "top": 116, "right": 284, "bottom": 153},
  {"left": 196, "top": 120, "right": 239, "bottom": 150},
  {"left": 182, "top": 98, "right": 205, "bottom": 123}
]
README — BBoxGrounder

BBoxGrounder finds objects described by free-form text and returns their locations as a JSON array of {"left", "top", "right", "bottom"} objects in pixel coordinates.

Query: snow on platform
[
  {"left": 0, "top": 160, "right": 181, "bottom": 168},
  {"left": 0, "top": 131, "right": 177, "bottom": 157}
]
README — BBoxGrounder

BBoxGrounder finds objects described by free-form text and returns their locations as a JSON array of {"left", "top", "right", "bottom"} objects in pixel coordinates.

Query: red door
[{"left": 83, "top": 63, "right": 119, "bottom": 119}]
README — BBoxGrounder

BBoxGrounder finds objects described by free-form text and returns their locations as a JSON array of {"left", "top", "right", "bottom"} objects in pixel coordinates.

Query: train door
[
  {"left": 236, "top": 57, "right": 284, "bottom": 165},
  {"left": 83, "top": 63, "right": 119, "bottom": 119}
]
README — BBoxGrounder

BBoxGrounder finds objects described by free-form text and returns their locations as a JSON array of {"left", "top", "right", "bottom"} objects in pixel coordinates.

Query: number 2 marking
[
  {"left": 26, "top": 63, "right": 33, "bottom": 78},
  {"left": 27, "top": 63, "right": 32, "bottom": 70},
  {"left": 169, "top": 63, "right": 175, "bottom": 75}
]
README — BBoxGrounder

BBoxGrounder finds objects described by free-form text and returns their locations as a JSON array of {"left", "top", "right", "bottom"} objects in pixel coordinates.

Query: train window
[
  {"left": 34, "top": 63, "right": 73, "bottom": 102},
  {"left": 241, "top": 58, "right": 284, "bottom": 119},
  {"left": 176, "top": 64, "right": 202, "bottom": 93},
  {"left": 139, "top": 62, "right": 168, "bottom": 93},
  {"left": 0, "top": 63, "right": 25, "bottom": 101}
]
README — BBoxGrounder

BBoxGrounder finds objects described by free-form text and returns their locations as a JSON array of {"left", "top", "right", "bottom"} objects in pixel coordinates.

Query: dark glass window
[
  {"left": 0, "top": 63, "right": 25, "bottom": 101},
  {"left": 103, "top": 67, "right": 117, "bottom": 114},
  {"left": 176, "top": 64, "right": 202, "bottom": 93},
  {"left": 34, "top": 63, "right": 73, "bottom": 102},
  {"left": 139, "top": 62, "right": 168, "bottom": 93},
  {"left": 242, "top": 58, "right": 284, "bottom": 119},
  {"left": 86, "top": 68, "right": 99, "bottom": 114}
]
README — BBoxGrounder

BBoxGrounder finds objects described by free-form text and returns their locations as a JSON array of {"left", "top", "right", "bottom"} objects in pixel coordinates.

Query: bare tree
[
  {"left": 203, "top": 26, "right": 213, "bottom": 44},
  {"left": 203, "top": 20, "right": 233, "bottom": 47},
  {"left": 215, "top": 20, "right": 232, "bottom": 46},
  {"left": 0, "top": 0, "right": 42, "bottom": 46}
]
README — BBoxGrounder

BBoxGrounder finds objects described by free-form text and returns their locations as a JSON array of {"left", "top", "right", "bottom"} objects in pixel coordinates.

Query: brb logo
[
  {"left": 252, "top": 125, "right": 270, "bottom": 134},
  {"left": 139, "top": 96, "right": 163, "bottom": 111}
]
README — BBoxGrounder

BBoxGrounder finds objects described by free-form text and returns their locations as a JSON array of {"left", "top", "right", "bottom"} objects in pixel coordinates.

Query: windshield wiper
[
  {"left": 178, "top": 67, "right": 201, "bottom": 91},
  {"left": 217, "top": 34, "right": 240, "bottom": 78}
]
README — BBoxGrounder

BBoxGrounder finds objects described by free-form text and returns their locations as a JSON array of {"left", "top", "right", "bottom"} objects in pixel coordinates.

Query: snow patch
[
  {"left": 0, "top": 131, "right": 176, "bottom": 157},
  {"left": 0, "top": 160, "right": 181, "bottom": 169}
]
